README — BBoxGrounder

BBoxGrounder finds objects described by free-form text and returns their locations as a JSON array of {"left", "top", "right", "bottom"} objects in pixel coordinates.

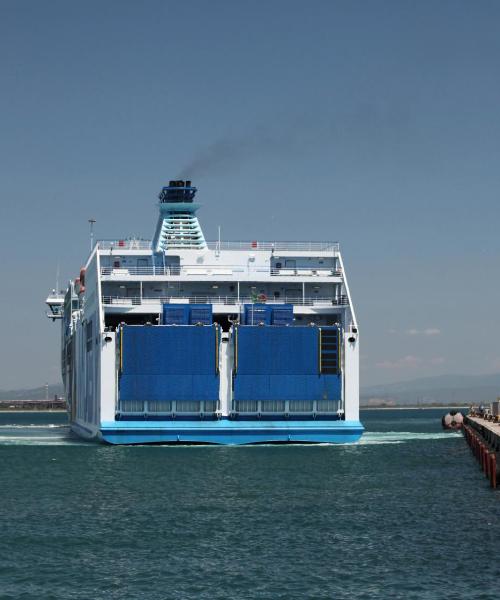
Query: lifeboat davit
[{"left": 441, "top": 411, "right": 464, "bottom": 430}]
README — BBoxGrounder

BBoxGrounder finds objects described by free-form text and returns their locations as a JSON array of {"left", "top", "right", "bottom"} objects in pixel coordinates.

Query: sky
[{"left": 0, "top": 0, "right": 499, "bottom": 389}]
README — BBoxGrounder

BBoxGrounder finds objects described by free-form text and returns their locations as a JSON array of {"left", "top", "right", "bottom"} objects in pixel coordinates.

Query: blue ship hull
[{"left": 99, "top": 419, "right": 364, "bottom": 445}]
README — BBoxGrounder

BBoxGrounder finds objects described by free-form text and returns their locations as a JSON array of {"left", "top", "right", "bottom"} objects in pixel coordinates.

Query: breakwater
[
  {"left": 463, "top": 415, "right": 500, "bottom": 489},
  {"left": 0, "top": 399, "right": 66, "bottom": 411}
]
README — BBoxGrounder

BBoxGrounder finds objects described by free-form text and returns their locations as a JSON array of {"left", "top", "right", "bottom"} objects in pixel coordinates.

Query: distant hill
[
  {"left": 0, "top": 383, "right": 64, "bottom": 401},
  {"left": 361, "top": 373, "right": 500, "bottom": 407},
  {"left": 2, "top": 374, "right": 500, "bottom": 406}
]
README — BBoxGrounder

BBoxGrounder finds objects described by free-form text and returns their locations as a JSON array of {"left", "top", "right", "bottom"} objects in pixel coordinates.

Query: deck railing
[
  {"left": 205, "top": 241, "right": 340, "bottom": 252},
  {"left": 100, "top": 266, "right": 342, "bottom": 278},
  {"left": 101, "top": 295, "right": 348, "bottom": 307},
  {"left": 98, "top": 239, "right": 151, "bottom": 250},
  {"left": 97, "top": 240, "right": 340, "bottom": 252}
]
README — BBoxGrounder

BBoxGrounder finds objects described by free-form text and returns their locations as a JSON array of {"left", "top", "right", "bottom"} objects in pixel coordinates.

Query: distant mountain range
[
  {"left": 0, "top": 383, "right": 64, "bottom": 401},
  {"left": 1, "top": 374, "right": 499, "bottom": 406},
  {"left": 361, "top": 373, "right": 500, "bottom": 407}
]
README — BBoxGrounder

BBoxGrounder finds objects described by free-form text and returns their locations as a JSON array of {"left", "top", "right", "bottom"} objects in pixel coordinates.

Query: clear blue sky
[{"left": 0, "top": 0, "right": 499, "bottom": 389}]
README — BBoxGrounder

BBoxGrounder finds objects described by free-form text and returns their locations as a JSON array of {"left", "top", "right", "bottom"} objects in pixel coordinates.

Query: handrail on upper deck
[
  {"left": 101, "top": 295, "right": 349, "bottom": 307},
  {"left": 96, "top": 239, "right": 340, "bottom": 252}
]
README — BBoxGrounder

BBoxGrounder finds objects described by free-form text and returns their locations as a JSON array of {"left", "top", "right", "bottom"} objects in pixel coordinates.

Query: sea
[{"left": 0, "top": 409, "right": 499, "bottom": 600}]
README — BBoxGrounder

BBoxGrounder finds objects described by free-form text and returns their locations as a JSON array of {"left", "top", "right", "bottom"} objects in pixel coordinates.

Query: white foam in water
[
  {"left": 0, "top": 427, "right": 462, "bottom": 447},
  {"left": 0, "top": 424, "right": 67, "bottom": 429},
  {"left": 288, "top": 431, "right": 462, "bottom": 447},
  {"left": 353, "top": 431, "right": 462, "bottom": 445},
  {"left": 1, "top": 436, "right": 73, "bottom": 446},
  {"left": 0, "top": 425, "right": 95, "bottom": 446}
]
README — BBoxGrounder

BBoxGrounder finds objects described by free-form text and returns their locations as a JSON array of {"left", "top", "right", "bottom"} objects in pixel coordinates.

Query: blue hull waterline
[
  {"left": 100, "top": 420, "right": 364, "bottom": 445},
  {"left": 47, "top": 179, "right": 364, "bottom": 445}
]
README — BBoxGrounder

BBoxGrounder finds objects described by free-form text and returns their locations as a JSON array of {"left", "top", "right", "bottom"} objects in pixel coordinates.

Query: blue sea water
[{"left": 0, "top": 409, "right": 499, "bottom": 599}]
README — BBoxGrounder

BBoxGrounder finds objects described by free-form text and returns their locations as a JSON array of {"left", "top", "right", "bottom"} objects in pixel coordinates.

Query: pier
[{"left": 463, "top": 415, "right": 500, "bottom": 489}]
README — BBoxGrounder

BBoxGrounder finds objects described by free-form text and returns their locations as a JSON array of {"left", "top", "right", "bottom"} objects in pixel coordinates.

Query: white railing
[
  {"left": 46, "top": 293, "right": 65, "bottom": 301},
  {"left": 98, "top": 239, "right": 151, "bottom": 250},
  {"left": 205, "top": 241, "right": 340, "bottom": 252},
  {"left": 101, "top": 295, "right": 349, "bottom": 307},
  {"left": 97, "top": 239, "right": 340, "bottom": 252},
  {"left": 100, "top": 266, "right": 342, "bottom": 278}
]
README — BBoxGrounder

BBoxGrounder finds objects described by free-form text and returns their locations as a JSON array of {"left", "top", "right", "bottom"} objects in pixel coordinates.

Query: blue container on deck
[
  {"left": 271, "top": 304, "right": 294, "bottom": 326},
  {"left": 189, "top": 304, "right": 212, "bottom": 325},
  {"left": 243, "top": 304, "right": 272, "bottom": 325},
  {"left": 162, "top": 304, "right": 212, "bottom": 325},
  {"left": 162, "top": 304, "right": 189, "bottom": 325}
]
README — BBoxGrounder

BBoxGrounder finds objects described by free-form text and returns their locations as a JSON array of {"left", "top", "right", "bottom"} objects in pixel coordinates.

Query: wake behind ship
[{"left": 46, "top": 180, "right": 363, "bottom": 444}]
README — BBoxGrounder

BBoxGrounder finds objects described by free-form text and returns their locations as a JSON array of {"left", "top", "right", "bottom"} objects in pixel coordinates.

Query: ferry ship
[{"left": 46, "top": 180, "right": 363, "bottom": 444}]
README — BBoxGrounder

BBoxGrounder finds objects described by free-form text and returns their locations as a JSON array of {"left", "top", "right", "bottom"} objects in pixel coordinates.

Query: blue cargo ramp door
[
  {"left": 232, "top": 326, "right": 341, "bottom": 416},
  {"left": 118, "top": 325, "right": 220, "bottom": 416}
]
